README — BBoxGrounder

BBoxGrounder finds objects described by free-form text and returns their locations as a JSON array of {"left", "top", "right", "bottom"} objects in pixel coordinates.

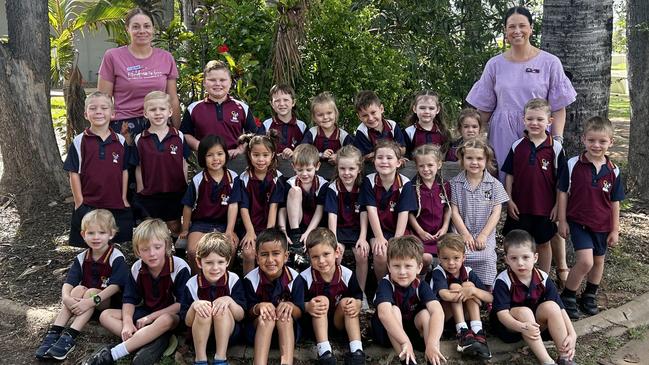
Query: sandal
[{"left": 556, "top": 268, "right": 570, "bottom": 289}]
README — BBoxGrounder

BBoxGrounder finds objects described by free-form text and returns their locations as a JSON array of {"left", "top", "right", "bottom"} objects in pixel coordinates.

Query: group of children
[{"left": 37, "top": 57, "right": 624, "bottom": 365}]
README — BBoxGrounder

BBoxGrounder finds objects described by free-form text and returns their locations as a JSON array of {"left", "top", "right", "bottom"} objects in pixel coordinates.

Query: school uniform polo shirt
[
  {"left": 132, "top": 128, "right": 190, "bottom": 195},
  {"left": 407, "top": 179, "right": 451, "bottom": 236},
  {"left": 558, "top": 153, "right": 624, "bottom": 232},
  {"left": 243, "top": 266, "right": 305, "bottom": 313},
  {"left": 323, "top": 180, "right": 362, "bottom": 229},
  {"left": 124, "top": 255, "right": 191, "bottom": 312},
  {"left": 404, "top": 123, "right": 447, "bottom": 154},
  {"left": 66, "top": 245, "right": 128, "bottom": 290},
  {"left": 63, "top": 129, "right": 129, "bottom": 209},
  {"left": 180, "top": 96, "right": 258, "bottom": 150},
  {"left": 261, "top": 117, "right": 307, "bottom": 153},
  {"left": 230, "top": 170, "right": 285, "bottom": 233},
  {"left": 301, "top": 126, "right": 353, "bottom": 154},
  {"left": 353, "top": 119, "right": 406, "bottom": 156},
  {"left": 284, "top": 175, "right": 328, "bottom": 227},
  {"left": 501, "top": 133, "right": 565, "bottom": 216},
  {"left": 492, "top": 268, "right": 563, "bottom": 313},
  {"left": 374, "top": 275, "right": 436, "bottom": 321},
  {"left": 300, "top": 265, "right": 362, "bottom": 316},
  {"left": 181, "top": 169, "right": 238, "bottom": 224},
  {"left": 430, "top": 265, "right": 485, "bottom": 298},
  {"left": 179, "top": 271, "right": 246, "bottom": 321},
  {"left": 359, "top": 173, "right": 416, "bottom": 234}
]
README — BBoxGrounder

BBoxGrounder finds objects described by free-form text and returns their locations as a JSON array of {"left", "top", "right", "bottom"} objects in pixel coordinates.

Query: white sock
[
  {"left": 317, "top": 341, "right": 332, "bottom": 356},
  {"left": 455, "top": 322, "right": 468, "bottom": 333},
  {"left": 470, "top": 320, "right": 483, "bottom": 333},
  {"left": 110, "top": 343, "right": 129, "bottom": 361},
  {"left": 349, "top": 340, "right": 363, "bottom": 353}
]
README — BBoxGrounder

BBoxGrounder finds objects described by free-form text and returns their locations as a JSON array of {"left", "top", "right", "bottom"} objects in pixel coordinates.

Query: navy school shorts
[
  {"left": 133, "top": 191, "right": 184, "bottom": 222},
  {"left": 569, "top": 221, "right": 609, "bottom": 257},
  {"left": 502, "top": 213, "right": 557, "bottom": 244}
]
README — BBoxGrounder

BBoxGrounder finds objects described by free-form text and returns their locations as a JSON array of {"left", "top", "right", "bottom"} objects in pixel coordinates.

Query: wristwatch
[{"left": 92, "top": 294, "right": 102, "bottom": 306}]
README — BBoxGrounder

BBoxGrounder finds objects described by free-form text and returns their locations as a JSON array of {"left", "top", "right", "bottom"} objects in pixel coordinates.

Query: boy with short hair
[
  {"left": 300, "top": 228, "right": 365, "bottom": 365},
  {"left": 371, "top": 235, "right": 446, "bottom": 365},
  {"left": 501, "top": 98, "right": 565, "bottom": 273},
  {"left": 261, "top": 84, "right": 307, "bottom": 160},
  {"left": 352, "top": 90, "right": 406, "bottom": 160},
  {"left": 84, "top": 219, "right": 191, "bottom": 365},
  {"left": 36, "top": 210, "right": 127, "bottom": 360},
  {"left": 431, "top": 233, "right": 492, "bottom": 360},
  {"left": 281, "top": 144, "right": 329, "bottom": 269},
  {"left": 558, "top": 116, "right": 624, "bottom": 319},
  {"left": 243, "top": 228, "right": 305, "bottom": 365},
  {"left": 180, "top": 232, "right": 246, "bottom": 365},
  {"left": 64, "top": 91, "right": 133, "bottom": 247}
]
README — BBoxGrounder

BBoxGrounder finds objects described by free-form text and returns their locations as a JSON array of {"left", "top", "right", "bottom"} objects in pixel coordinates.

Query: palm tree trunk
[{"left": 64, "top": 66, "right": 88, "bottom": 147}]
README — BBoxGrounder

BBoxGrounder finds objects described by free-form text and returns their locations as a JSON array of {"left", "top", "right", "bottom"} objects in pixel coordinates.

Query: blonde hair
[
  {"left": 204, "top": 60, "right": 231, "bottom": 78},
  {"left": 374, "top": 139, "right": 403, "bottom": 160},
  {"left": 143, "top": 91, "right": 171, "bottom": 110},
  {"left": 310, "top": 92, "right": 339, "bottom": 124},
  {"left": 81, "top": 209, "right": 117, "bottom": 233},
  {"left": 387, "top": 235, "right": 424, "bottom": 265},
  {"left": 84, "top": 91, "right": 113, "bottom": 110},
  {"left": 132, "top": 218, "right": 173, "bottom": 257},
  {"left": 332, "top": 145, "right": 363, "bottom": 186},
  {"left": 583, "top": 116, "right": 614, "bottom": 138},
  {"left": 437, "top": 233, "right": 465, "bottom": 255},
  {"left": 456, "top": 138, "right": 497, "bottom": 175},
  {"left": 524, "top": 98, "right": 551, "bottom": 116},
  {"left": 195, "top": 232, "right": 234, "bottom": 261},
  {"left": 292, "top": 144, "right": 320, "bottom": 167},
  {"left": 411, "top": 144, "right": 450, "bottom": 217}
]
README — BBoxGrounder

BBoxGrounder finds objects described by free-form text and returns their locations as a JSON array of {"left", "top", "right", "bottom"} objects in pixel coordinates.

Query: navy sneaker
[
  {"left": 131, "top": 332, "right": 170, "bottom": 365},
  {"left": 35, "top": 328, "right": 61, "bottom": 359},
  {"left": 472, "top": 329, "right": 492, "bottom": 359},
  {"left": 83, "top": 345, "right": 114, "bottom": 365},
  {"left": 343, "top": 349, "right": 366, "bottom": 365},
  {"left": 317, "top": 350, "right": 337, "bottom": 365},
  {"left": 456, "top": 327, "right": 479, "bottom": 354},
  {"left": 46, "top": 331, "right": 76, "bottom": 360}
]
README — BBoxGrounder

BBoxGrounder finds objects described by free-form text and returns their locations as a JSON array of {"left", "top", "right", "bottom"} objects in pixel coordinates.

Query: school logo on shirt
[
  {"left": 230, "top": 111, "right": 240, "bottom": 123},
  {"left": 112, "top": 152, "right": 119, "bottom": 164},
  {"left": 354, "top": 203, "right": 360, "bottom": 213},
  {"left": 170, "top": 144, "right": 178, "bottom": 155},
  {"left": 389, "top": 201, "right": 396, "bottom": 212},
  {"left": 100, "top": 276, "right": 109, "bottom": 289},
  {"left": 602, "top": 180, "right": 611, "bottom": 193},
  {"left": 221, "top": 194, "right": 230, "bottom": 205},
  {"left": 483, "top": 190, "right": 492, "bottom": 201},
  {"left": 439, "top": 193, "right": 447, "bottom": 204},
  {"left": 541, "top": 159, "right": 549, "bottom": 170}
]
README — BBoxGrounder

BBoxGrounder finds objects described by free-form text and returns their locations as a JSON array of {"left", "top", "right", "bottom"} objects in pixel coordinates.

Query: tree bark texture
[
  {"left": 626, "top": 0, "right": 649, "bottom": 200},
  {"left": 0, "top": 0, "right": 69, "bottom": 200},
  {"left": 541, "top": 0, "right": 614, "bottom": 156},
  {"left": 64, "top": 66, "right": 88, "bottom": 148}
]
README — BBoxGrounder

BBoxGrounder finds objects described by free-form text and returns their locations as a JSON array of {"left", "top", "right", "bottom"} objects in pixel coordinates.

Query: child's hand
[
  {"left": 474, "top": 233, "right": 487, "bottom": 250},
  {"left": 550, "top": 203, "right": 559, "bottom": 222},
  {"left": 121, "top": 321, "right": 137, "bottom": 341},
  {"left": 462, "top": 233, "right": 475, "bottom": 250},
  {"left": 307, "top": 296, "right": 329, "bottom": 318},
  {"left": 560, "top": 330, "right": 577, "bottom": 360},
  {"left": 241, "top": 231, "right": 257, "bottom": 252},
  {"left": 225, "top": 230, "right": 239, "bottom": 247},
  {"left": 212, "top": 297, "right": 232, "bottom": 316},
  {"left": 62, "top": 296, "right": 80, "bottom": 310},
  {"left": 322, "top": 149, "right": 334, "bottom": 160},
  {"left": 228, "top": 145, "right": 245, "bottom": 159},
  {"left": 276, "top": 301, "right": 294, "bottom": 322},
  {"left": 70, "top": 297, "right": 95, "bottom": 316},
  {"left": 327, "top": 153, "right": 337, "bottom": 165},
  {"left": 460, "top": 283, "right": 476, "bottom": 302},
  {"left": 399, "top": 341, "right": 417, "bottom": 364},
  {"left": 256, "top": 302, "right": 276, "bottom": 321},
  {"left": 558, "top": 220, "right": 569, "bottom": 239},
  {"left": 417, "top": 228, "right": 435, "bottom": 243},
  {"left": 607, "top": 230, "right": 619, "bottom": 247},
  {"left": 371, "top": 238, "right": 388, "bottom": 257},
  {"left": 120, "top": 122, "right": 133, "bottom": 145},
  {"left": 425, "top": 343, "right": 447, "bottom": 365},
  {"left": 281, "top": 148, "right": 294, "bottom": 160},
  {"left": 341, "top": 297, "right": 360, "bottom": 318},
  {"left": 520, "top": 321, "right": 540, "bottom": 340},
  {"left": 192, "top": 300, "right": 213, "bottom": 318},
  {"left": 123, "top": 198, "right": 130, "bottom": 208},
  {"left": 432, "top": 227, "right": 448, "bottom": 240},
  {"left": 136, "top": 315, "right": 153, "bottom": 329},
  {"left": 355, "top": 239, "right": 369, "bottom": 258},
  {"left": 507, "top": 201, "right": 520, "bottom": 220},
  {"left": 178, "top": 229, "right": 189, "bottom": 240}
]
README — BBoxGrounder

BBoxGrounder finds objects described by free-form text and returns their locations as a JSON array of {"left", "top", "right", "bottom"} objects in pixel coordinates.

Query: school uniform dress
[
  {"left": 359, "top": 173, "right": 417, "bottom": 238},
  {"left": 230, "top": 170, "right": 285, "bottom": 234},
  {"left": 181, "top": 169, "right": 238, "bottom": 234},
  {"left": 406, "top": 178, "right": 452, "bottom": 255},
  {"left": 450, "top": 171, "right": 509, "bottom": 285},
  {"left": 261, "top": 117, "right": 307, "bottom": 153},
  {"left": 353, "top": 119, "right": 406, "bottom": 156},
  {"left": 283, "top": 175, "right": 329, "bottom": 230},
  {"left": 66, "top": 245, "right": 128, "bottom": 306},
  {"left": 404, "top": 122, "right": 447, "bottom": 156},
  {"left": 491, "top": 268, "right": 563, "bottom": 343},
  {"left": 301, "top": 126, "right": 353, "bottom": 156},
  {"left": 63, "top": 128, "right": 133, "bottom": 246},
  {"left": 123, "top": 256, "right": 191, "bottom": 321},
  {"left": 323, "top": 179, "right": 363, "bottom": 245},
  {"left": 132, "top": 128, "right": 190, "bottom": 221}
]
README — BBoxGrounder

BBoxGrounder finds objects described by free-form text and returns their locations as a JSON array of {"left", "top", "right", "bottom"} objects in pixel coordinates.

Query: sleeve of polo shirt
[
  {"left": 353, "top": 132, "right": 372, "bottom": 156},
  {"left": 323, "top": 187, "right": 338, "bottom": 215},
  {"left": 501, "top": 148, "right": 515, "bottom": 175},
  {"left": 238, "top": 181, "right": 251, "bottom": 209},
  {"left": 392, "top": 124, "right": 406, "bottom": 147},
  {"left": 178, "top": 284, "right": 193, "bottom": 322},
  {"left": 231, "top": 278, "right": 247, "bottom": 310},
  {"left": 611, "top": 172, "right": 625, "bottom": 201},
  {"left": 130, "top": 142, "right": 141, "bottom": 167},
  {"left": 316, "top": 182, "right": 329, "bottom": 205},
  {"left": 418, "top": 280, "right": 437, "bottom": 303},
  {"left": 179, "top": 108, "right": 195, "bottom": 136},
  {"left": 64, "top": 259, "right": 83, "bottom": 286},
  {"left": 557, "top": 158, "right": 570, "bottom": 193},
  {"left": 404, "top": 130, "right": 415, "bottom": 156},
  {"left": 542, "top": 278, "right": 565, "bottom": 309},
  {"left": 430, "top": 269, "right": 448, "bottom": 298},
  {"left": 346, "top": 272, "right": 364, "bottom": 300},
  {"left": 300, "top": 130, "right": 314, "bottom": 145},
  {"left": 358, "top": 177, "right": 376, "bottom": 208},
  {"left": 123, "top": 269, "right": 142, "bottom": 305},
  {"left": 396, "top": 182, "right": 418, "bottom": 212},
  {"left": 270, "top": 179, "right": 285, "bottom": 204},
  {"left": 122, "top": 144, "right": 131, "bottom": 170},
  {"left": 492, "top": 180, "right": 510, "bottom": 205},
  {"left": 491, "top": 277, "right": 511, "bottom": 313},
  {"left": 342, "top": 132, "right": 354, "bottom": 146},
  {"left": 63, "top": 143, "right": 80, "bottom": 172},
  {"left": 108, "top": 255, "right": 129, "bottom": 289},
  {"left": 468, "top": 270, "right": 487, "bottom": 291},
  {"left": 373, "top": 278, "right": 395, "bottom": 306},
  {"left": 243, "top": 277, "right": 259, "bottom": 310},
  {"left": 173, "top": 265, "right": 192, "bottom": 303},
  {"left": 180, "top": 183, "right": 197, "bottom": 208},
  {"left": 244, "top": 107, "right": 259, "bottom": 134},
  {"left": 182, "top": 140, "right": 191, "bottom": 159},
  {"left": 555, "top": 148, "right": 566, "bottom": 186},
  {"left": 291, "top": 275, "right": 306, "bottom": 313}
]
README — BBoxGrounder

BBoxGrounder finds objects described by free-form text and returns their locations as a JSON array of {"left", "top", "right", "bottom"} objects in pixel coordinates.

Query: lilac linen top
[
  {"left": 466, "top": 50, "right": 576, "bottom": 181},
  {"left": 99, "top": 46, "right": 179, "bottom": 121}
]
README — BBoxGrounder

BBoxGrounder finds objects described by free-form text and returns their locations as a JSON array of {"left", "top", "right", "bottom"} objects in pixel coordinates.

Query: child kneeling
[
  {"left": 492, "top": 230, "right": 576, "bottom": 365},
  {"left": 300, "top": 228, "right": 365, "bottom": 365}
]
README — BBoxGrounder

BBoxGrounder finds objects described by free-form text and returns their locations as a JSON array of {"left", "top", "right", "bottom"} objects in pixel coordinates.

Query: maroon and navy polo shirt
[
  {"left": 353, "top": 119, "right": 406, "bottom": 156},
  {"left": 301, "top": 126, "right": 353, "bottom": 154},
  {"left": 300, "top": 265, "right": 363, "bottom": 316},
  {"left": 429, "top": 265, "right": 485, "bottom": 298},
  {"left": 501, "top": 133, "right": 565, "bottom": 217},
  {"left": 179, "top": 271, "right": 247, "bottom": 321},
  {"left": 284, "top": 175, "right": 328, "bottom": 227},
  {"left": 230, "top": 170, "right": 285, "bottom": 233},
  {"left": 261, "top": 117, "right": 307, "bottom": 153},
  {"left": 492, "top": 268, "right": 563, "bottom": 313},
  {"left": 181, "top": 169, "right": 238, "bottom": 224},
  {"left": 404, "top": 122, "right": 447, "bottom": 155},
  {"left": 373, "top": 275, "right": 437, "bottom": 321},
  {"left": 243, "top": 266, "right": 305, "bottom": 313},
  {"left": 132, "top": 128, "right": 190, "bottom": 195},
  {"left": 180, "top": 95, "right": 258, "bottom": 150},
  {"left": 63, "top": 129, "right": 128, "bottom": 209},
  {"left": 406, "top": 178, "right": 451, "bottom": 248},
  {"left": 558, "top": 153, "right": 624, "bottom": 232},
  {"left": 323, "top": 179, "right": 362, "bottom": 229},
  {"left": 65, "top": 245, "right": 128, "bottom": 290},
  {"left": 359, "top": 173, "right": 416, "bottom": 234},
  {"left": 123, "top": 255, "right": 191, "bottom": 312}
]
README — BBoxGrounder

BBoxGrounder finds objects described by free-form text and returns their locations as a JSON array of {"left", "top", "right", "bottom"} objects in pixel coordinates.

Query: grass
[
  {"left": 611, "top": 62, "right": 627, "bottom": 71},
  {"left": 609, "top": 93, "right": 631, "bottom": 119}
]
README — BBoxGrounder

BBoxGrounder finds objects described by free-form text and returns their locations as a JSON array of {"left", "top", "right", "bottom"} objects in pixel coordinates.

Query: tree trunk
[
  {"left": 64, "top": 65, "right": 88, "bottom": 148},
  {"left": 181, "top": 0, "right": 201, "bottom": 31},
  {"left": 0, "top": 0, "right": 69, "bottom": 205},
  {"left": 541, "top": 0, "right": 614, "bottom": 156},
  {"left": 626, "top": 0, "right": 649, "bottom": 201}
]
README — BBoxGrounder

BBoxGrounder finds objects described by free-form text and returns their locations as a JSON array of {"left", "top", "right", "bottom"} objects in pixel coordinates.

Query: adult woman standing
[{"left": 98, "top": 8, "right": 181, "bottom": 139}]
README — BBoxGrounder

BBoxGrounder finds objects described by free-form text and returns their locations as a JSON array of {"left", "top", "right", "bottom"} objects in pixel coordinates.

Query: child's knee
[
  {"left": 353, "top": 250, "right": 367, "bottom": 264},
  {"left": 287, "top": 187, "right": 302, "bottom": 201},
  {"left": 422, "top": 253, "right": 433, "bottom": 267},
  {"left": 510, "top": 306, "right": 535, "bottom": 320},
  {"left": 242, "top": 248, "right": 256, "bottom": 261},
  {"left": 70, "top": 285, "right": 88, "bottom": 297},
  {"left": 83, "top": 288, "right": 101, "bottom": 299},
  {"left": 276, "top": 318, "right": 293, "bottom": 332},
  {"left": 213, "top": 308, "right": 234, "bottom": 321},
  {"left": 193, "top": 313, "right": 212, "bottom": 326},
  {"left": 256, "top": 318, "right": 276, "bottom": 332},
  {"left": 374, "top": 254, "right": 387, "bottom": 264},
  {"left": 461, "top": 281, "right": 475, "bottom": 289},
  {"left": 155, "top": 313, "right": 178, "bottom": 330},
  {"left": 538, "top": 300, "right": 561, "bottom": 314},
  {"left": 99, "top": 309, "right": 117, "bottom": 324},
  {"left": 449, "top": 283, "right": 462, "bottom": 291}
]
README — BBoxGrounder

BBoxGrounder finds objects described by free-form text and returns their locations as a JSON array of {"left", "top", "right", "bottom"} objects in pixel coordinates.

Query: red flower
[
  {"left": 217, "top": 44, "right": 229, "bottom": 54},
  {"left": 254, "top": 116, "right": 261, "bottom": 127}
]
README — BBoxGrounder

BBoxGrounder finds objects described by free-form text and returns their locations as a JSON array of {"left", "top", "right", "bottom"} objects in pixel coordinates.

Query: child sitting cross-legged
[
  {"left": 430, "top": 233, "right": 492, "bottom": 360},
  {"left": 180, "top": 232, "right": 246, "bottom": 365},
  {"left": 300, "top": 228, "right": 365, "bottom": 365}
]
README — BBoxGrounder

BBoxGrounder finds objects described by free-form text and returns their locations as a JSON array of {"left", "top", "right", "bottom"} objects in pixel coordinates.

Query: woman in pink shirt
[{"left": 98, "top": 8, "right": 181, "bottom": 139}]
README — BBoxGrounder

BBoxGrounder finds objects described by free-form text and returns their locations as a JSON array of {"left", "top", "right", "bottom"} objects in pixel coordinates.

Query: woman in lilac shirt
[
  {"left": 466, "top": 6, "right": 576, "bottom": 181},
  {"left": 98, "top": 8, "right": 181, "bottom": 138}
]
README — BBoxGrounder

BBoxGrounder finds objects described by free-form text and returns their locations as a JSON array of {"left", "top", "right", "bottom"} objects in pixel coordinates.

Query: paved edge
[{"left": 6, "top": 292, "right": 649, "bottom": 362}]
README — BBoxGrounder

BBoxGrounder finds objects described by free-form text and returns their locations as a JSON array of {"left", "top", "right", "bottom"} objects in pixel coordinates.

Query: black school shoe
[
  {"left": 579, "top": 293, "right": 599, "bottom": 316},
  {"left": 83, "top": 345, "right": 113, "bottom": 365},
  {"left": 46, "top": 331, "right": 76, "bottom": 360},
  {"left": 343, "top": 349, "right": 366, "bottom": 365},
  {"left": 317, "top": 350, "right": 337, "bottom": 365},
  {"left": 560, "top": 294, "right": 582, "bottom": 320},
  {"left": 131, "top": 332, "right": 171, "bottom": 365},
  {"left": 35, "top": 328, "right": 61, "bottom": 359}
]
